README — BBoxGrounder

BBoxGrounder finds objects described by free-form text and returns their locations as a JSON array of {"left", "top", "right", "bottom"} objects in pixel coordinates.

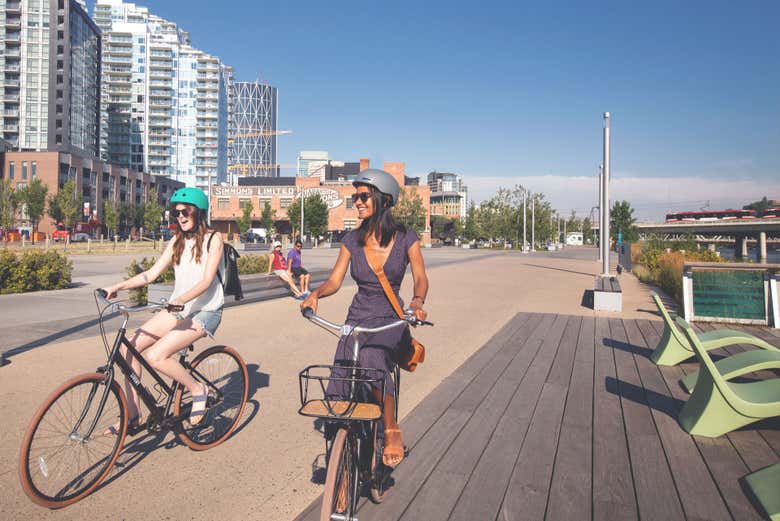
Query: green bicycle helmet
[{"left": 170, "top": 187, "right": 209, "bottom": 211}]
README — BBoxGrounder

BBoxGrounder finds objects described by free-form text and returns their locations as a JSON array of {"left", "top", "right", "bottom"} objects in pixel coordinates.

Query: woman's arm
[
  {"left": 169, "top": 232, "right": 223, "bottom": 305},
  {"left": 300, "top": 244, "right": 351, "bottom": 312},
  {"left": 407, "top": 240, "right": 429, "bottom": 321},
  {"left": 103, "top": 239, "right": 175, "bottom": 298}
]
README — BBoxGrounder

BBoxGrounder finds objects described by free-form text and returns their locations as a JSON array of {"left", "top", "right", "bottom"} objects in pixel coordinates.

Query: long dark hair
[
  {"left": 355, "top": 184, "right": 406, "bottom": 247},
  {"left": 172, "top": 204, "right": 208, "bottom": 265}
]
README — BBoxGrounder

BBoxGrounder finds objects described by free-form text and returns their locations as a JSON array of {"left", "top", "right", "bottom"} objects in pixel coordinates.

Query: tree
[
  {"left": 463, "top": 202, "right": 480, "bottom": 241},
  {"left": 260, "top": 201, "right": 276, "bottom": 236},
  {"left": 16, "top": 179, "right": 48, "bottom": 244},
  {"left": 743, "top": 196, "right": 779, "bottom": 216},
  {"left": 0, "top": 178, "right": 17, "bottom": 240},
  {"left": 235, "top": 200, "right": 253, "bottom": 236},
  {"left": 118, "top": 202, "right": 134, "bottom": 233},
  {"left": 611, "top": 200, "right": 638, "bottom": 243},
  {"left": 143, "top": 189, "right": 163, "bottom": 235},
  {"left": 103, "top": 200, "right": 118, "bottom": 237},
  {"left": 288, "top": 193, "right": 329, "bottom": 239},
  {"left": 49, "top": 179, "right": 81, "bottom": 229},
  {"left": 393, "top": 188, "right": 427, "bottom": 234},
  {"left": 582, "top": 216, "right": 593, "bottom": 244}
]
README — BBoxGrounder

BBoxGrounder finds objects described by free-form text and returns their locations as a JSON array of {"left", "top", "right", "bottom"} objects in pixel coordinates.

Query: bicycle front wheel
[
  {"left": 19, "top": 373, "right": 128, "bottom": 508},
  {"left": 174, "top": 345, "right": 249, "bottom": 450},
  {"left": 321, "top": 428, "right": 358, "bottom": 521}
]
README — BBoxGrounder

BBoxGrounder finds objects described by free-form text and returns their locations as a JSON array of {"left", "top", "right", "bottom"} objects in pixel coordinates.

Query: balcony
[
  {"left": 3, "top": 78, "right": 20, "bottom": 87},
  {"left": 6, "top": 2, "right": 21, "bottom": 13},
  {"left": 149, "top": 89, "right": 172, "bottom": 97},
  {"left": 150, "top": 79, "right": 172, "bottom": 87},
  {"left": 3, "top": 94, "right": 20, "bottom": 102},
  {"left": 4, "top": 110, "right": 19, "bottom": 117},
  {"left": 4, "top": 124, "right": 19, "bottom": 132},
  {"left": 5, "top": 33, "right": 21, "bottom": 44},
  {"left": 5, "top": 19, "right": 21, "bottom": 29},
  {"left": 4, "top": 64, "right": 20, "bottom": 72},
  {"left": 4, "top": 49, "right": 20, "bottom": 58}
]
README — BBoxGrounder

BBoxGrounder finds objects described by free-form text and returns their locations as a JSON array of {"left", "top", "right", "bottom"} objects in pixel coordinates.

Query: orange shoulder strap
[{"left": 363, "top": 245, "right": 405, "bottom": 319}]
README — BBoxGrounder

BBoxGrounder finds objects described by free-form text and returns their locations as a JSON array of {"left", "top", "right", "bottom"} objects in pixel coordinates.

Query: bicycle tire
[
  {"left": 369, "top": 425, "right": 392, "bottom": 503},
  {"left": 19, "top": 373, "right": 128, "bottom": 509},
  {"left": 173, "top": 345, "right": 249, "bottom": 451},
  {"left": 320, "top": 428, "right": 358, "bottom": 521}
]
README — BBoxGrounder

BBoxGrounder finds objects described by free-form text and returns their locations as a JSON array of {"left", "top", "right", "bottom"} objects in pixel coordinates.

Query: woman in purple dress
[{"left": 301, "top": 169, "right": 429, "bottom": 468}]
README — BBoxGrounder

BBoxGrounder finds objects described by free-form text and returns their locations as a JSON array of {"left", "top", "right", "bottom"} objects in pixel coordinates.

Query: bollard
[
  {"left": 87, "top": 238, "right": 91, "bottom": 253},
  {"left": 45, "top": 237, "right": 50, "bottom": 251},
  {"left": 125, "top": 238, "right": 130, "bottom": 251},
  {"left": 113, "top": 236, "right": 118, "bottom": 251},
  {"left": 21, "top": 236, "right": 26, "bottom": 249}
]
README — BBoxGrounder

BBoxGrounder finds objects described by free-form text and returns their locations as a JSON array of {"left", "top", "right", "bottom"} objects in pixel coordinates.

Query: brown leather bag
[{"left": 363, "top": 245, "right": 426, "bottom": 372}]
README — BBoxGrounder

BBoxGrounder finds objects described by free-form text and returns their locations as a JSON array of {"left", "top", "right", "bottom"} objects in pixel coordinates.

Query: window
[
  {"left": 280, "top": 198, "right": 292, "bottom": 208},
  {"left": 31, "top": 162, "right": 37, "bottom": 178},
  {"left": 217, "top": 198, "right": 229, "bottom": 210},
  {"left": 346, "top": 197, "right": 354, "bottom": 209},
  {"left": 21, "top": 161, "right": 27, "bottom": 180},
  {"left": 8, "top": 162, "right": 14, "bottom": 180},
  {"left": 238, "top": 198, "right": 252, "bottom": 210}
]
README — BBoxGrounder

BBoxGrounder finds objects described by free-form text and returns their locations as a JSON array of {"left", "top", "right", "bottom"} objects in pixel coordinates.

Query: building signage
[
  {"left": 298, "top": 187, "right": 343, "bottom": 209},
  {"left": 212, "top": 186, "right": 296, "bottom": 197}
]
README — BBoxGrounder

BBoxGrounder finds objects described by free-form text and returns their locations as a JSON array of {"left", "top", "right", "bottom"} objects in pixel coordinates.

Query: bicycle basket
[{"left": 298, "top": 364, "right": 386, "bottom": 421}]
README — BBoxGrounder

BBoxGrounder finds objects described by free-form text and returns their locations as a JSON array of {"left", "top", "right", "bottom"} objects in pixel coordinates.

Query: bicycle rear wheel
[
  {"left": 19, "top": 373, "right": 128, "bottom": 508},
  {"left": 174, "top": 345, "right": 249, "bottom": 450},
  {"left": 321, "top": 428, "right": 358, "bottom": 521}
]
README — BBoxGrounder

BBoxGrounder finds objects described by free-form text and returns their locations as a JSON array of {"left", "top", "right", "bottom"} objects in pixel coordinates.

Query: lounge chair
[
  {"left": 649, "top": 291, "right": 777, "bottom": 367},
  {"left": 675, "top": 317, "right": 780, "bottom": 437},
  {"left": 743, "top": 463, "right": 780, "bottom": 521}
]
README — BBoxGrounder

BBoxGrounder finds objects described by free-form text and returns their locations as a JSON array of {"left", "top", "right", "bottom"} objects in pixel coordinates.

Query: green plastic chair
[
  {"left": 649, "top": 291, "right": 777, "bottom": 367},
  {"left": 676, "top": 317, "right": 780, "bottom": 438},
  {"left": 680, "top": 349, "right": 780, "bottom": 394},
  {"left": 744, "top": 463, "right": 780, "bottom": 520}
]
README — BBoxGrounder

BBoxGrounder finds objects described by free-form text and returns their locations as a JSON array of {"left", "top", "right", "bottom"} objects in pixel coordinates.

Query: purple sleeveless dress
[{"left": 327, "top": 228, "right": 419, "bottom": 399}]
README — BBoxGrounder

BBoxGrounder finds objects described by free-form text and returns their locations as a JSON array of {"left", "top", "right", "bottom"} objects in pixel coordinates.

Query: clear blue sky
[{"left": 91, "top": 0, "right": 779, "bottom": 219}]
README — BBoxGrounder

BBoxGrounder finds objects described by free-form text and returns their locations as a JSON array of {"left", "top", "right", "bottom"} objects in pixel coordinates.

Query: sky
[{"left": 90, "top": 0, "right": 779, "bottom": 221}]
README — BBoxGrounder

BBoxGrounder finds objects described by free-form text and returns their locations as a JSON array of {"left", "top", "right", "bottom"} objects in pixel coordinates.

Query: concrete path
[{"left": 0, "top": 247, "right": 651, "bottom": 520}]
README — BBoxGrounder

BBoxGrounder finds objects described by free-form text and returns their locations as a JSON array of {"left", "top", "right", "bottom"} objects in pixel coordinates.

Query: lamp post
[
  {"left": 598, "top": 164, "right": 603, "bottom": 262},
  {"left": 601, "top": 112, "right": 611, "bottom": 277},
  {"left": 523, "top": 189, "right": 527, "bottom": 252},
  {"left": 531, "top": 196, "right": 535, "bottom": 252}
]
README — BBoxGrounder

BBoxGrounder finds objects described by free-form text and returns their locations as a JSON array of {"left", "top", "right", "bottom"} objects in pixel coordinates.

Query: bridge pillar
[
  {"left": 759, "top": 232, "right": 767, "bottom": 263},
  {"left": 734, "top": 235, "right": 748, "bottom": 259},
  {"left": 707, "top": 243, "right": 716, "bottom": 253}
]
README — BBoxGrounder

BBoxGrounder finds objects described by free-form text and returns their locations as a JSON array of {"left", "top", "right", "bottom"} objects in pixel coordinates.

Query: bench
[
  {"left": 148, "top": 269, "right": 330, "bottom": 308},
  {"left": 593, "top": 275, "right": 622, "bottom": 312}
]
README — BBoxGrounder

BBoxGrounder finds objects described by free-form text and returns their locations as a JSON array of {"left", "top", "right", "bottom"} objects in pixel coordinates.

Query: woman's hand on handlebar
[
  {"left": 166, "top": 298, "right": 185, "bottom": 314},
  {"left": 300, "top": 291, "right": 318, "bottom": 314},
  {"left": 409, "top": 299, "right": 427, "bottom": 322},
  {"left": 100, "top": 285, "right": 119, "bottom": 299}
]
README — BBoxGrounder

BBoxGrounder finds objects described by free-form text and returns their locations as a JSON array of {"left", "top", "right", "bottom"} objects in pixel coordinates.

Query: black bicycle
[
  {"left": 298, "top": 307, "right": 431, "bottom": 521},
  {"left": 19, "top": 289, "right": 249, "bottom": 509}
]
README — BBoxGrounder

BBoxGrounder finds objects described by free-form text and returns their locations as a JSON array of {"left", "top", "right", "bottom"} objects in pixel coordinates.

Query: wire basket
[{"left": 298, "top": 364, "right": 386, "bottom": 421}]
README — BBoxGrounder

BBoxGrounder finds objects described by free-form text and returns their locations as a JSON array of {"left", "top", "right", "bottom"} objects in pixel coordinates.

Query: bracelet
[{"left": 412, "top": 295, "right": 425, "bottom": 304}]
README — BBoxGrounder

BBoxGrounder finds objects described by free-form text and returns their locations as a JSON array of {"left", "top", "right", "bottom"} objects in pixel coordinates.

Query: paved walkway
[
  {"left": 1, "top": 248, "right": 661, "bottom": 520},
  {"left": 295, "top": 313, "right": 780, "bottom": 521}
]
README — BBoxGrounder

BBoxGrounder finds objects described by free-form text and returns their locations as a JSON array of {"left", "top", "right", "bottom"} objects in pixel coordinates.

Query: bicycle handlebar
[
  {"left": 300, "top": 306, "right": 433, "bottom": 334},
  {"left": 94, "top": 288, "right": 184, "bottom": 314}
]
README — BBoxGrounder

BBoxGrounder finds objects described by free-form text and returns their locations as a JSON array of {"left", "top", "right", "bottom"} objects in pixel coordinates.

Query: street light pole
[
  {"left": 601, "top": 112, "right": 611, "bottom": 277},
  {"left": 598, "top": 164, "right": 603, "bottom": 262},
  {"left": 531, "top": 196, "right": 535, "bottom": 252},
  {"left": 522, "top": 189, "right": 527, "bottom": 252}
]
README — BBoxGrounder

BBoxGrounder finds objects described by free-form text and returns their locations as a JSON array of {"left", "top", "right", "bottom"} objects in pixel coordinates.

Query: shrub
[
  {"left": 125, "top": 257, "right": 174, "bottom": 305},
  {"left": 237, "top": 253, "right": 269, "bottom": 275},
  {"left": 0, "top": 250, "right": 73, "bottom": 294}
]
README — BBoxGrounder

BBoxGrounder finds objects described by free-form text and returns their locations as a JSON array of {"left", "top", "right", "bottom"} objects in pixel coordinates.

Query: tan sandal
[{"left": 383, "top": 428, "right": 404, "bottom": 468}]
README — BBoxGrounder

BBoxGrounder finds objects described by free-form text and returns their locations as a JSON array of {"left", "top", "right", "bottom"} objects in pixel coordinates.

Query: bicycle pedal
[{"left": 403, "top": 446, "right": 410, "bottom": 457}]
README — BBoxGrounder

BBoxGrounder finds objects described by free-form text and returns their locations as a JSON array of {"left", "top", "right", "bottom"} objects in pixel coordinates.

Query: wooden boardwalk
[{"left": 295, "top": 313, "right": 780, "bottom": 521}]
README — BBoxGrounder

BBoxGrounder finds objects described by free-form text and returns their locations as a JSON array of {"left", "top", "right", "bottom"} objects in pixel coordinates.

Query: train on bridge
[{"left": 665, "top": 208, "right": 780, "bottom": 222}]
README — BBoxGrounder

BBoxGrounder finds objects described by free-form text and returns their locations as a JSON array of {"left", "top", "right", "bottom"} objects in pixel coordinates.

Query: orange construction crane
[{"left": 228, "top": 129, "right": 292, "bottom": 143}]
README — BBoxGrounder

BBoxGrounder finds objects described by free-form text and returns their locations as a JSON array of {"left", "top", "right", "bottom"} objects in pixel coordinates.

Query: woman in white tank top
[{"left": 101, "top": 188, "right": 224, "bottom": 432}]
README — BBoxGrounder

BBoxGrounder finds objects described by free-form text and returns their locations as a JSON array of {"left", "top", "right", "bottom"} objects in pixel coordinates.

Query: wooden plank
[
  {"left": 359, "top": 314, "right": 558, "bottom": 521},
  {"left": 448, "top": 318, "right": 573, "bottom": 521},
  {"left": 498, "top": 382, "right": 568, "bottom": 521},
  {"left": 617, "top": 318, "right": 686, "bottom": 520},
  {"left": 546, "top": 315, "right": 583, "bottom": 387},
  {"left": 592, "top": 316, "right": 638, "bottom": 520},
  {"left": 546, "top": 316, "right": 595, "bottom": 521},
  {"left": 634, "top": 319, "right": 733, "bottom": 521}
]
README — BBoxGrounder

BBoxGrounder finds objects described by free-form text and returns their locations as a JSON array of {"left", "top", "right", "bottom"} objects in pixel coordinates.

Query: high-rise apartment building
[
  {"left": 427, "top": 171, "right": 468, "bottom": 220},
  {"left": 1, "top": 0, "right": 101, "bottom": 155},
  {"left": 93, "top": 0, "right": 232, "bottom": 192},
  {"left": 228, "top": 81, "right": 277, "bottom": 183},
  {"left": 297, "top": 150, "right": 329, "bottom": 181}
]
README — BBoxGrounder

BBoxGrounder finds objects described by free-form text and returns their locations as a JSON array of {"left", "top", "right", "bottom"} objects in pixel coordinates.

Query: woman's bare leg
[{"left": 372, "top": 388, "right": 403, "bottom": 467}]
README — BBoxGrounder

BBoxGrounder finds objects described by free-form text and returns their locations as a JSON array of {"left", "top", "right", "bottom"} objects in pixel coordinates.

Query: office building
[
  {"left": 297, "top": 150, "right": 329, "bottom": 181},
  {"left": 228, "top": 81, "right": 277, "bottom": 183},
  {"left": 427, "top": 171, "right": 468, "bottom": 220},
  {"left": 1, "top": 0, "right": 101, "bottom": 155},
  {"left": 93, "top": 0, "right": 232, "bottom": 192}
]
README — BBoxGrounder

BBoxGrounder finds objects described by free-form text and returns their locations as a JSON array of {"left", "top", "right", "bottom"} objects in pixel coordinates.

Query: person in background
[
  {"left": 287, "top": 239, "right": 311, "bottom": 295},
  {"left": 268, "top": 240, "right": 305, "bottom": 299}
]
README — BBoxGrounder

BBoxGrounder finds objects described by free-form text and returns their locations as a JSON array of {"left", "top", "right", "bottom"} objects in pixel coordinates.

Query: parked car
[
  {"left": 71, "top": 232, "right": 90, "bottom": 242},
  {"left": 242, "top": 231, "right": 264, "bottom": 243}
]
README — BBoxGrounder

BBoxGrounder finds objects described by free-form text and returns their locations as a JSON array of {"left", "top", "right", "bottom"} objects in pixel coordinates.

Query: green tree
[
  {"left": 0, "top": 178, "right": 17, "bottom": 240},
  {"left": 15, "top": 179, "right": 48, "bottom": 244},
  {"left": 103, "top": 200, "right": 118, "bottom": 237},
  {"left": 118, "top": 202, "right": 133, "bottom": 232},
  {"left": 235, "top": 200, "right": 253, "bottom": 236},
  {"left": 143, "top": 189, "right": 163, "bottom": 235},
  {"left": 463, "top": 202, "right": 480, "bottom": 241},
  {"left": 582, "top": 216, "right": 593, "bottom": 244},
  {"left": 260, "top": 201, "right": 276, "bottom": 236},
  {"left": 611, "top": 200, "right": 638, "bottom": 243},
  {"left": 303, "top": 193, "right": 329, "bottom": 239},
  {"left": 743, "top": 196, "right": 779, "bottom": 216},
  {"left": 50, "top": 179, "right": 81, "bottom": 229},
  {"left": 393, "top": 188, "right": 427, "bottom": 234}
]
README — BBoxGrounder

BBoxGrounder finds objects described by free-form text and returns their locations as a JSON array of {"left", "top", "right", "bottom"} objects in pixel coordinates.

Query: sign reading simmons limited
[
  {"left": 297, "top": 187, "right": 343, "bottom": 209},
  {"left": 212, "top": 186, "right": 297, "bottom": 197}
]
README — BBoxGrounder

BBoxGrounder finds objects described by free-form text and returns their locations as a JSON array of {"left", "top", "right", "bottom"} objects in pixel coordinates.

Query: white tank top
[{"left": 170, "top": 234, "right": 224, "bottom": 315}]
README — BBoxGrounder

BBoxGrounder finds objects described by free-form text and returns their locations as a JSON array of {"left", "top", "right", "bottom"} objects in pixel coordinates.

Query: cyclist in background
[
  {"left": 301, "top": 169, "right": 429, "bottom": 468},
  {"left": 101, "top": 187, "right": 224, "bottom": 432}
]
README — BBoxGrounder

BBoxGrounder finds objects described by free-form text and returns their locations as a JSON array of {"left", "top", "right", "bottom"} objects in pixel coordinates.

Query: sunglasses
[
  {"left": 351, "top": 192, "right": 371, "bottom": 204},
  {"left": 172, "top": 208, "right": 191, "bottom": 218}
]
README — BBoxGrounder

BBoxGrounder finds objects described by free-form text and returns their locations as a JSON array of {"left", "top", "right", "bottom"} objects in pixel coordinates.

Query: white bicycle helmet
[{"left": 353, "top": 169, "right": 401, "bottom": 207}]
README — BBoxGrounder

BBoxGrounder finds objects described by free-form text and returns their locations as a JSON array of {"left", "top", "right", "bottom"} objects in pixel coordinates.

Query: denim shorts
[{"left": 177, "top": 308, "right": 222, "bottom": 338}]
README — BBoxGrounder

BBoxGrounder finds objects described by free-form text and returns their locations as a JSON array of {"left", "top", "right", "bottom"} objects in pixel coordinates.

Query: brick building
[
  {"left": 209, "top": 159, "right": 431, "bottom": 244},
  {"left": 0, "top": 150, "right": 183, "bottom": 235}
]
